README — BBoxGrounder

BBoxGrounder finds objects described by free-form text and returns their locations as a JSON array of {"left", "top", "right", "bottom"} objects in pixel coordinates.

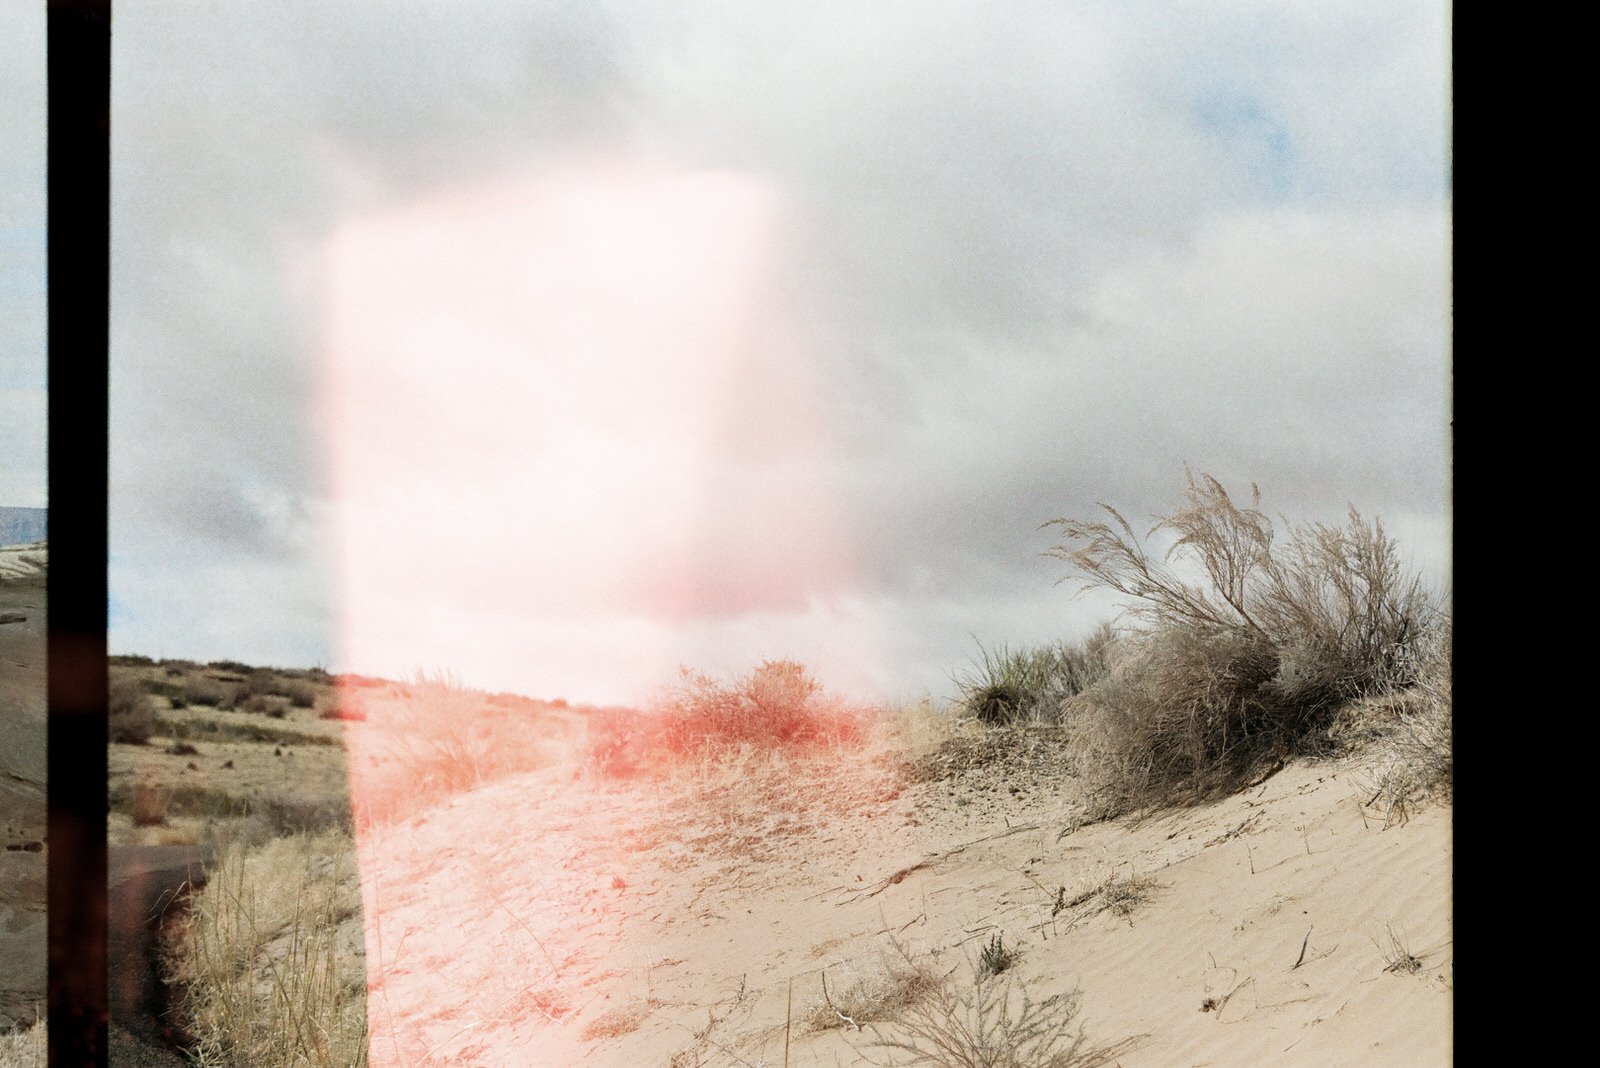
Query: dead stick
[{"left": 1292, "top": 927, "right": 1313, "bottom": 970}]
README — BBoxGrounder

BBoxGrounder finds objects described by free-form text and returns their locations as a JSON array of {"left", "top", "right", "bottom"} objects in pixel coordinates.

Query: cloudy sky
[
  {"left": 1, "top": 3, "right": 46, "bottom": 510},
  {"left": 100, "top": 1, "right": 1450, "bottom": 705}
]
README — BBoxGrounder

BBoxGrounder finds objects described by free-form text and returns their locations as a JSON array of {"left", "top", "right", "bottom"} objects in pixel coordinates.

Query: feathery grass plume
[{"left": 1044, "top": 469, "right": 1440, "bottom": 812}]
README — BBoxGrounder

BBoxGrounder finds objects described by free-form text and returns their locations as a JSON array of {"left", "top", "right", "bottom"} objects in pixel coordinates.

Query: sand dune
[{"left": 345, "top": 708, "right": 1448, "bottom": 1066}]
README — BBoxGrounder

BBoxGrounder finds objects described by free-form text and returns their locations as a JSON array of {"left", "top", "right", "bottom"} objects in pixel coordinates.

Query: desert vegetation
[
  {"left": 953, "top": 625, "right": 1116, "bottom": 726},
  {"left": 1036, "top": 469, "right": 1446, "bottom": 814},
  {"left": 169, "top": 829, "right": 367, "bottom": 1068},
  {"left": 587, "top": 659, "right": 875, "bottom": 777},
  {"left": 108, "top": 674, "right": 157, "bottom": 745},
  {"left": 0, "top": 1020, "right": 42, "bottom": 1068},
  {"left": 103, "top": 470, "right": 1450, "bottom": 1066}
]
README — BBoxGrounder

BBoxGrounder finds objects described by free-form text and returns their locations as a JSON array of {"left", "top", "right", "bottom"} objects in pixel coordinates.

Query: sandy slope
[{"left": 350, "top": 722, "right": 1449, "bottom": 1066}]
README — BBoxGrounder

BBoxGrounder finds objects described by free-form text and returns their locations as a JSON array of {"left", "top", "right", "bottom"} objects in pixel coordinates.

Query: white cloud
[{"left": 108, "top": 1, "right": 1451, "bottom": 700}]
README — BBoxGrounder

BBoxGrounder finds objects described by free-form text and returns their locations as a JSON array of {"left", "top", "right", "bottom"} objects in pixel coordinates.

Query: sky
[
  {"left": 0, "top": 2, "right": 46, "bottom": 510},
  {"left": 97, "top": 1, "right": 1449, "bottom": 706}
]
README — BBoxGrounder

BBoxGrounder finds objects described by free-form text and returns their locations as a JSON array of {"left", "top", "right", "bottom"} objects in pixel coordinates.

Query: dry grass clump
[
  {"left": 0, "top": 1020, "right": 44, "bottom": 1068},
  {"left": 588, "top": 661, "right": 874, "bottom": 778},
  {"left": 1045, "top": 469, "right": 1441, "bottom": 813},
  {"left": 170, "top": 829, "right": 367, "bottom": 1067},
  {"left": 954, "top": 627, "right": 1116, "bottom": 726},
  {"left": 807, "top": 942, "right": 944, "bottom": 1033},
  {"left": 863, "top": 974, "right": 1118, "bottom": 1068},
  {"left": 109, "top": 675, "right": 157, "bottom": 744},
  {"left": 1339, "top": 622, "right": 1452, "bottom": 821},
  {"left": 1098, "top": 873, "right": 1159, "bottom": 919}
]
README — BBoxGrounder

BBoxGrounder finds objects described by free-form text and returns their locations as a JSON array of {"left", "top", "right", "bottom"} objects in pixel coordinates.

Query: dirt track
[{"left": 108, "top": 844, "right": 215, "bottom": 1058}]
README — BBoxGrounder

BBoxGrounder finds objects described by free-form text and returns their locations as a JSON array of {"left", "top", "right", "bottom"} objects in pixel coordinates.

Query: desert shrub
[
  {"left": 239, "top": 693, "right": 287, "bottom": 718},
  {"left": 108, "top": 677, "right": 156, "bottom": 744},
  {"left": 110, "top": 654, "right": 155, "bottom": 667},
  {"left": 130, "top": 782, "right": 170, "bottom": 826},
  {"left": 206, "top": 659, "right": 255, "bottom": 675},
  {"left": 281, "top": 680, "right": 318, "bottom": 709},
  {"left": 588, "top": 661, "right": 872, "bottom": 777},
  {"left": 976, "top": 934, "right": 1017, "bottom": 980},
  {"left": 863, "top": 973, "right": 1111, "bottom": 1068},
  {"left": 955, "top": 625, "right": 1115, "bottom": 725},
  {"left": 1045, "top": 470, "right": 1440, "bottom": 811},
  {"left": 1339, "top": 621, "right": 1452, "bottom": 821},
  {"left": 184, "top": 676, "right": 235, "bottom": 708},
  {"left": 808, "top": 941, "right": 943, "bottom": 1033},
  {"left": 319, "top": 695, "right": 367, "bottom": 721}
]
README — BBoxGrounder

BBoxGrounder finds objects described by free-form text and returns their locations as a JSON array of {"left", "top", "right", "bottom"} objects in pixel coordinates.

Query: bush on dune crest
[
  {"left": 588, "top": 660, "right": 872, "bottom": 777},
  {"left": 1045, "top": 469, "right": 1445, "bottom": 812}
]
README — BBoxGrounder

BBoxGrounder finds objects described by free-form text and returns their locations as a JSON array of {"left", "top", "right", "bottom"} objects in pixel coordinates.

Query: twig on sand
[{"left": 1292, "top": 927, "right": 1313, "bottom": 970}]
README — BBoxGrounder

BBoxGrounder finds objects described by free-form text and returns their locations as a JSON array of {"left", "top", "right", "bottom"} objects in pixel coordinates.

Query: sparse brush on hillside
[
  {"left": 954, "top": 625, "right": 1116, "bottom": 725},
  {"left": 589, "top": 661, "right": 873, "bottom": 777},
  {"left": 1044, "top": 469, "right": 1442, "bottom": 812}
]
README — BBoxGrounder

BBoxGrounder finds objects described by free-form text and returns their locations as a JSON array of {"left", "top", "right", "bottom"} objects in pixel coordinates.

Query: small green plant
[{"left": 976, "top": 934, "right": 1016, "bottom": 980}]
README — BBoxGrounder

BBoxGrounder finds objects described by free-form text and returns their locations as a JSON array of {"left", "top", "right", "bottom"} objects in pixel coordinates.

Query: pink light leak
[
  {"left": 316, "top": 158, "right": 876, "bottom": 704},
  {"left": 313, "top": 158, "right": 891, "bottom": 1065}
]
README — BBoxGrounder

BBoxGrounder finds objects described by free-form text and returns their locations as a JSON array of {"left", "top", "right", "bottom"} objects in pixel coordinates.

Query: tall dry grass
[
  {"left": 169, "top": 830, "right": 367, "bottom": 1067},
  {"left": 1046, "top": 470, "right": 1443, "bottom": 812},
  {"left": 0, "top": 1020, "right": 43, "bottom": 1068}
]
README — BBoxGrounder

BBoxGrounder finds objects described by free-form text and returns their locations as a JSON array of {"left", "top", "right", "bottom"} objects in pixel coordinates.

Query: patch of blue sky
[
  {"left": 1193, "top": 85, "right": 1297, "bottom": 200},
  {"left": 1192, "top": 82, "right": 1448, "bottom": 204}
]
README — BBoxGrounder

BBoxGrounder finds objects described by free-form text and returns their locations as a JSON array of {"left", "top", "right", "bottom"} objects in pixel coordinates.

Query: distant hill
[{"left": 0, "top": 507, "right": 46, "bottom": 546}]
